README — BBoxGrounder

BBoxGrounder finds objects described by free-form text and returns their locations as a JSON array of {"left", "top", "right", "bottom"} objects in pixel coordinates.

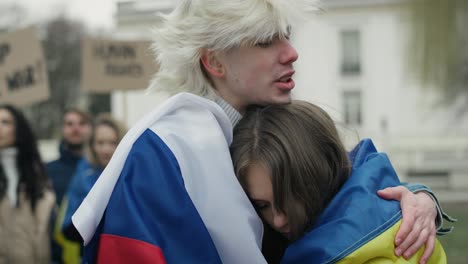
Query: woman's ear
[{"left": 200, "top": 49, "right": 225, "bottom": 78}]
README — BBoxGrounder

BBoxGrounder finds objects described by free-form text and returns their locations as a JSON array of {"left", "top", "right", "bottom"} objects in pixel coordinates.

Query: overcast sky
[{"left": 3, "top": 0, "right": 116, "bottom": 29}]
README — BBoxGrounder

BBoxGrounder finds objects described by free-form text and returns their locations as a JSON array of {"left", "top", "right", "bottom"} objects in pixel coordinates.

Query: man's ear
[{"left": 200, "top": 49, "right": 225, "bottom": 78}]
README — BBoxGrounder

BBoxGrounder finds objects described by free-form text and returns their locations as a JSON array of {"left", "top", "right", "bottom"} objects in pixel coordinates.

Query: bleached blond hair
[{"left": 149, "top": 0, "right": 318, "bottom": 98}]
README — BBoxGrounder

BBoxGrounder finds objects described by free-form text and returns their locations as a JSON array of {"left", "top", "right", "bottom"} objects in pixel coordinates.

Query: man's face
[
  {"left": 217, "top": 36, "right": 298, "bottom": 111},
  {"left": 62, "top": 112, "right": 91, "bottom": 146}
]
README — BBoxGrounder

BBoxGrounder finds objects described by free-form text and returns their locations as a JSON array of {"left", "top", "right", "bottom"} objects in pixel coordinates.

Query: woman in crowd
[
  {"left": 0, "top": 104, "right": 55, "bottom": 264},
  {"left": 231, "top": 101, "right": 450, "bottom": 263},
  {"left": 55, "top": 113, "right": 126, "bottom": 263}
]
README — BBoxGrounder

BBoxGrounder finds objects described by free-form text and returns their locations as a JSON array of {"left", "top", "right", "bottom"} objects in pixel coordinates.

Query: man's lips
[
  {"left": 275, "top": 70, "right": 295, "bottom": 91},
  {"left": 277, "top": 70, "right": 295, "bottom": 82},
  {"left": 275, "top": 78, "right": 295, "bottom": 91}
]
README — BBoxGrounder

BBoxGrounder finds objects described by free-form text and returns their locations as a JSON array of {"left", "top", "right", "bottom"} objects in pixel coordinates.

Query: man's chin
[
  {"left": 65, "top": 141, "right": 84, "bottom": 151},
  {"left": 273, "top": 94, "right": 292, "bottom": 105}
]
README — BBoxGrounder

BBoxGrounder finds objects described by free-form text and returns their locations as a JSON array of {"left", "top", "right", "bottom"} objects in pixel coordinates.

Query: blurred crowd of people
[{"left": 0, "top": 104, "right": 126, "bottom": 264}]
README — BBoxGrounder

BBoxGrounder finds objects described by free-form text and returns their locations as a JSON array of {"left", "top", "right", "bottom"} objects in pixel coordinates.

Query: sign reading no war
[
  {"left": 0, "top": 27, "right": 50, "bottom": 106},
  {"left": 81, "top": 37, "right": 159, "bottom": 93}
]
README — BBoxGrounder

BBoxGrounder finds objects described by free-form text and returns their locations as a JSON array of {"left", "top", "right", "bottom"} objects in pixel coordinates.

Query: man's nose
[{"left": 279, "top": 39, "right": 298, "bottom": 64}]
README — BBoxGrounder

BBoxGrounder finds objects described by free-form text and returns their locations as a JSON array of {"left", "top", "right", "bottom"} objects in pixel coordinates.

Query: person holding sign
[
  {"left": 0, "top": 104, "right": 55, "bottom": 264},
  {"left": 73, "top": 1, "right": 450, "bottom": 263}
]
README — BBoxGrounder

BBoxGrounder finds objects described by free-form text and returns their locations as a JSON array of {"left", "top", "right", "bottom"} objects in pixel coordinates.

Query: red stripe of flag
[{"left": 97, "top": 234, "right": 167, "bottom": 264}]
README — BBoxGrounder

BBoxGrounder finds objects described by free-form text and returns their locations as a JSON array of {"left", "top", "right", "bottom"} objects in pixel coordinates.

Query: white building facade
[{"left": 110, "top": 0, "right": 468, "bottom": 196}]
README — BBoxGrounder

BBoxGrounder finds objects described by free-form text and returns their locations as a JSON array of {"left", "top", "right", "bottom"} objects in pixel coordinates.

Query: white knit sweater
[{"left": 0, "top": 147, "right": 18, "bottom": 206}]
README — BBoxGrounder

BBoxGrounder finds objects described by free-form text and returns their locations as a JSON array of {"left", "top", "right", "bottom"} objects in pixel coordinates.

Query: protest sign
[
  {"left": 0, "top": 27, "right": 49, "bottom": 106},
  {"left": 81, "top": 37, "right": 158, "bottom": 93}
]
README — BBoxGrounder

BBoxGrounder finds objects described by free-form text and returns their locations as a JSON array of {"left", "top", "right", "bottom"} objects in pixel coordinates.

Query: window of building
[
  {"left": 340, "top": 30, "right": 361, "bottom": 75},
  {"left": 343, "top": 90, "right": 362, "bottom": 125}
]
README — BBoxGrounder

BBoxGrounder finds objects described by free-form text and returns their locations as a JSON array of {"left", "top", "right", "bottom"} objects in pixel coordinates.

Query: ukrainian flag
[{"left": 282, "top": 139, "right": 446, "bottom": 264}]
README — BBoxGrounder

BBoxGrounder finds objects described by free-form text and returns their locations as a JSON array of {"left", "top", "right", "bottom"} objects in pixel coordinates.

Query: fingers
[
  {"left": 419, "top": 232, "right": 436, "bottom": 264},
  {"left": 394, "top": 196, "right": 417, "bottom": 247},
  {"left": 394, "top": 218, "right": 413, "bottom": 249},
  {"left": 387, "top": 188, "right": 438, "bottom": 262},
  {"left": 395, "top": 219, "right": 419, "bottom": 257},
  {"left": 402, "top": 227, "right": 430, "bottom": 259},
  {"left": 377, "top": 186, "right": 408, "bottom": 201}
]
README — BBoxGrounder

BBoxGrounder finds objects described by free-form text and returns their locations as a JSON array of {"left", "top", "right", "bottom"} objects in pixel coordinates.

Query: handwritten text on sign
[
  {"left": 0, "top": 27, "right": 49, "bottom": 106},
  {"left": 81, "top": 38, "right": 159, "bottom": 93}
]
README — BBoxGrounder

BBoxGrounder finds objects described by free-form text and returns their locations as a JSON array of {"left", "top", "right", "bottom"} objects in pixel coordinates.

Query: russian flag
[{"left": 73, "top": 93, "right": 265, "bottom": 264}]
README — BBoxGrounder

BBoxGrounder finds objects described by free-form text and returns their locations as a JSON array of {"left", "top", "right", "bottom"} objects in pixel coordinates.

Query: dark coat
[{"left": 46, "top": 141, "right": 83, "bottom": 207}]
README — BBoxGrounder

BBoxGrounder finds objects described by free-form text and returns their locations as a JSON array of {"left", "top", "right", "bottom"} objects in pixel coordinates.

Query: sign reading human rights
[
  {"left": 81, "top": 38, "right": 158, "bottom": 93},
  {"left": 0, "top": 27, "right": 50, "bottom": 106}
]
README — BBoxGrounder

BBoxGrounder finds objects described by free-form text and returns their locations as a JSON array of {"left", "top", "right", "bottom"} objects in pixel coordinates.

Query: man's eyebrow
[
  {"left": 278, "top": 26, "right": 291, "bottom": 39},
  {"left": 272, "top": 27, "right": 291, "bottom": 40}
]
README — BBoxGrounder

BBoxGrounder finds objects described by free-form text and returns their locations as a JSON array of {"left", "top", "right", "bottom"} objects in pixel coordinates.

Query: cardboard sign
[
  {"left": 0, "top": 27, "right": 50, "bottom": 106},
  {"left": 81, "top": 38, "right": 159, "bottom": 93}
]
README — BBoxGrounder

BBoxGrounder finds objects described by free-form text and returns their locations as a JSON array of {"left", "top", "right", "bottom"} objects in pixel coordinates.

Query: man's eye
[{"left": 256, "top": 41, "right": 273, "bottom": 48}]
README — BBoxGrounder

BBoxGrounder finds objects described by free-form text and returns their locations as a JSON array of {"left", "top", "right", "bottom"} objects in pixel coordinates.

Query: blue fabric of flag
[
  {"left": 83, "top": 129, "right": 221, "bottom": 263},
  {"left": 282, "top": 139, "right": 402, "bottom": 263}
]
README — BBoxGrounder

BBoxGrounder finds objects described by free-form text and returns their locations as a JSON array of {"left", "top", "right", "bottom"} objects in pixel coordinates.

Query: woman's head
[
  {"left": 0, "top": 104, "right": 47, "bottom": 210},
  {"left": 231, "top": 101, "right": 350, "bottom": 241},
  {"left": 87, "top": 114, "right": 125, "bottom": 168},
  {"left": 0, "top": 105, "right": 38, "bottom": 150},
  {"left": 149, "top": 0, "right": 316, "bottom": 110},
  {"left": 0, "top": 107, "right": 16, "bottom": 148}
]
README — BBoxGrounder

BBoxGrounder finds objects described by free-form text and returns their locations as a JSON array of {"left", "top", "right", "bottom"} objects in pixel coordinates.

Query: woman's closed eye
[{"left": 253, "top": 200, "right": 270, "bottom": 211}]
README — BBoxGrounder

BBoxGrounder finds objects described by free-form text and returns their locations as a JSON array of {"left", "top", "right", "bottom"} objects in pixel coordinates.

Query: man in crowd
[{"left": 47, "top": 108, "right": 91, "bottom": 264}]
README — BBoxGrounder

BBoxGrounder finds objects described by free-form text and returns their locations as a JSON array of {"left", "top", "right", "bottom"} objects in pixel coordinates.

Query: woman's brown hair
[{"left": 231, "top": 100, "right": 351, "bottom": 241}]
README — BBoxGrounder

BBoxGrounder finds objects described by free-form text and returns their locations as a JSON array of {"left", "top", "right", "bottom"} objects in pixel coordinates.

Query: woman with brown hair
[
  {"left": 231, "top": 101, "right": 450, "bottom": 263},
  {"left": 55, "top": 114, "right": 126, "bottom": 263},
  {"left": 0, "top": 104, "right": 55, "bottom": 264}
]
